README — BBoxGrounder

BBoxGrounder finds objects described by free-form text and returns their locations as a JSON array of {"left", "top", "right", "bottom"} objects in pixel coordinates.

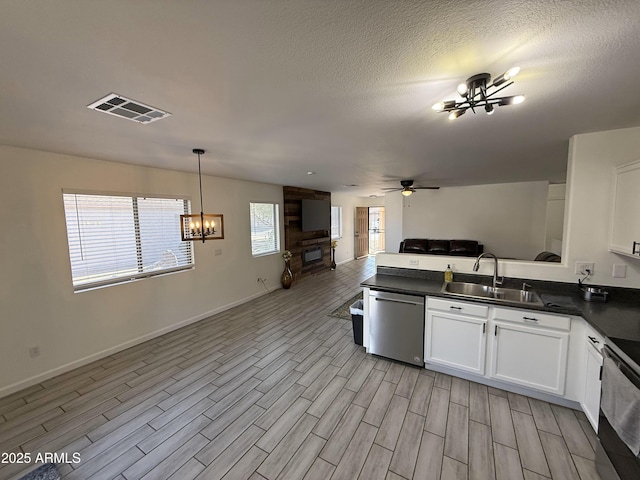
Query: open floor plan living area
[
  {"left": 2, "top": 2, "right": 640, "bottom": 480},
  {"left": 0, "top": 258, "right": 605, "bottom": 480}
]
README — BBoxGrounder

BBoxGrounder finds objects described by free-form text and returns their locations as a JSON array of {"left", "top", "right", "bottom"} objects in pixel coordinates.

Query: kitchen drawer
[
  {"left": 428, "top": 297, "right": 489, "bottom": 318},
  {"left": 493, "top": 306, "right": 570, "bottom": 331}
]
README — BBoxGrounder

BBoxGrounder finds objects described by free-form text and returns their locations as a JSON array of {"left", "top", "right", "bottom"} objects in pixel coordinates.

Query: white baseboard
[{"left": 0, "top": 287, "right": 278, "bottom": 399}]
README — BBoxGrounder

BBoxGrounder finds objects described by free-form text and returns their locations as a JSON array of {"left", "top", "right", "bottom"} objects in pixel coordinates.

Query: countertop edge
[{"left": 361, "top": 274, "right": 640, "bottom": 343}]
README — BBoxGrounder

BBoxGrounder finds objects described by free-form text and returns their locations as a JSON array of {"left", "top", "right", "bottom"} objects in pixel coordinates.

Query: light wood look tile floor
[{"left": 0, "top": 257, "right": 601, "bottom": 480}]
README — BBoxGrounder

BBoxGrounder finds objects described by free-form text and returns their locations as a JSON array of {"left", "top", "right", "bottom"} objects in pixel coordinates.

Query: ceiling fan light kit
[
  {"left": 383, "top": 179, "right": 439, "bottom": 196},
  {"left": 433, "top": 67, "right": 525, "bottom": 120},
  {"left": 400, "top": 179, "right": 416, "bottom": 196}
]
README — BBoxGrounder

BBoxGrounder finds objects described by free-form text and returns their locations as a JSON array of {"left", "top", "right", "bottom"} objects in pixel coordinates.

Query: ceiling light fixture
[
  {"left": 382, "top": 179, "right": 440, "bottom": 196},
  {"left": 180, "top": 149, "right": 224, "bottom": 243},
  {"left": 448, "top": 109, "right": 466, "bottom": 120},
  {"left": 432, "top": 67, "right": 525, "bottom": 119}
]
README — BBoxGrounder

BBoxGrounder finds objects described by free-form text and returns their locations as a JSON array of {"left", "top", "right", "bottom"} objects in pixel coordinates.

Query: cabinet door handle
[
  {"left": 449, "top": 306, "right": 463, "bottom": 310},
  {"left": 494, "top": 325, "right": 498, "bottom": 336},
  {"left": 482, "top": 323, "right": 486, "bottom": 334},
  {"left": 633, "top": 241, "right": 640, "bottom": 255},
  {"left": 523, "top": 316, "right": 539, "bottom": 322},
  {"left": 588, "top": 336, "right": 600, "bottom": 344}
]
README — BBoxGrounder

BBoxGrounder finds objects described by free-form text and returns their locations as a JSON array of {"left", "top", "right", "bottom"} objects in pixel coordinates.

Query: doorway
[
  {"left": 355, "top": 206, "right": 386, "bottom": 258},
  {"left": 355, "top": 207, "right": 369, "bottom": 258},
  {"left": 368, "top": 206, "right": 385, "bottom": 254}
]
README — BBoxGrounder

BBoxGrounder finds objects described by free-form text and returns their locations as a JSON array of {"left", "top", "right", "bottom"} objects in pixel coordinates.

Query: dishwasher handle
[{"left": 374, "top": 297, "right": 423, "bottom": 306}]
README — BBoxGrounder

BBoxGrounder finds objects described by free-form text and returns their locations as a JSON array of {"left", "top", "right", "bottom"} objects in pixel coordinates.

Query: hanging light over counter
[{"left": 180, "top": 148, "right": 224, "bottom": 242}]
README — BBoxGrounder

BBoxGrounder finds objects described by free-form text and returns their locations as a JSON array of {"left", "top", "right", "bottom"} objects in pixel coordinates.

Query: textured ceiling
[{"left": 1, "top": 0, "right": 640, "bottom": 195}]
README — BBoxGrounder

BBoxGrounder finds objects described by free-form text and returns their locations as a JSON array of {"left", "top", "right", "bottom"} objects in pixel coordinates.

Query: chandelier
[
  {"left": 180, "top": 149, "right": 224, "bottom": 242},
  {"left": 432, "top": 67, "right": 525, "bottom": 120}
]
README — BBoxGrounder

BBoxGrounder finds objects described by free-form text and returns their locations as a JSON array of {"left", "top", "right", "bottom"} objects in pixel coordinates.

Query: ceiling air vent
[{"left": 87, "top": 93, "right": 171, "bottom": 124}]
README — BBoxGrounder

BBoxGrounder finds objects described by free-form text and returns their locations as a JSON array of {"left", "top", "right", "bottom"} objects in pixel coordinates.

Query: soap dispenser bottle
[{"left": 444, "top": 264, "right": 454, "bottom": 283}]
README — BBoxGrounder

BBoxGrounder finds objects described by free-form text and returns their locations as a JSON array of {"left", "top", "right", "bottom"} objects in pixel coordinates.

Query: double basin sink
[{"left": 441, "top": 281, "right": 543, "bottom": 306}]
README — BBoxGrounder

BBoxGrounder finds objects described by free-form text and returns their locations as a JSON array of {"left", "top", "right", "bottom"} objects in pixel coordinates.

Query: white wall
[
  {"left": 0, "top": 145, "right": 284, "bottom": 395},
  {"left": 562, "top": 125, "right": 640, "bottom": 286},
  {"left": 545, "top": 184, "right": 566, "bottom": 253},
  {"left": 378, "top": 125, "right": 640, "bottom": 288},
  {"left": 330, "top": 193, "right": 381, "bottom": 264},
  {"left": 384, "top": 192, "right": 403, "bottom": 254},
  {"left": 400, "top": 182, "right": 549, "bottom": 260}
]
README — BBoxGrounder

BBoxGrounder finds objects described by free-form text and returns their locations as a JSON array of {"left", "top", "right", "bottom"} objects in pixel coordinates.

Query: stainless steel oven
[{"left": 597, "top": 342, "right": 640, "bottom": 480}]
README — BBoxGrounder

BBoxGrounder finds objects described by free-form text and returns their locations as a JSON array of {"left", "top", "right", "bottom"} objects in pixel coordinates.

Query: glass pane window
[
  {"left": 368, "top": 206, "right": 386, "bottom": 254},
  {"left": 63, "top": 192, "right": 193, "bottom": 291},
  {"left": 331, "top": 206, "right": 342, "bottom": 239},
  {"left": 250, "top": 202, "right": 280, "bottom": 256}
]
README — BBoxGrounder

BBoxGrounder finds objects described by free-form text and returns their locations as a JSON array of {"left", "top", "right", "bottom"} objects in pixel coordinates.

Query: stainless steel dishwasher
[{"left": 369, "top": 289, "right": 425, "bottom": 366}]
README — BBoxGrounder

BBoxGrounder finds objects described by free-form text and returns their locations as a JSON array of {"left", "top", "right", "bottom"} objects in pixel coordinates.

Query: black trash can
[{"left": 350, "top": 300, "right": 364, "bottom": 346}]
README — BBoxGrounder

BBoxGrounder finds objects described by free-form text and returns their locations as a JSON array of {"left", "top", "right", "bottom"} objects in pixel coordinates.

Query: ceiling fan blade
[{"left": 382, "top": 180, "right": 438, "bottom": 193}]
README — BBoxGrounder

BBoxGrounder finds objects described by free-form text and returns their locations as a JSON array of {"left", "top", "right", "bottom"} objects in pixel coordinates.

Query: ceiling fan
[{"left": 382, "top": 180, "right": 440, "bottom": 197}]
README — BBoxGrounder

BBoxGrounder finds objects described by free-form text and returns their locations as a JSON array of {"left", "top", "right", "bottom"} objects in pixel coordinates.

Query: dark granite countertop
[{"left": 361, "top": 267, "right": 640, "bottom": 343}]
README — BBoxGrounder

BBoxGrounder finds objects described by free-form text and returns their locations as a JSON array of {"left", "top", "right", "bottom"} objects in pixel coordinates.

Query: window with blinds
[
  {"left": 62, "top": 192, "right": 194, "bottom": 291},
  {"left": 250, "top": 202, "right": 280, "bottom": 256}
]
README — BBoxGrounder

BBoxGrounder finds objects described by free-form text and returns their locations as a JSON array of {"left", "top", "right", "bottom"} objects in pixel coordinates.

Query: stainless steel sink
[{"left": 441, "top": 281, "right": 543, "bottom": 306}]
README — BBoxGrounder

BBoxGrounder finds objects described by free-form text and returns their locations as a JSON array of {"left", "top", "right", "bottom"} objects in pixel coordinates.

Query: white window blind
[
  {"left": 63, "top": 192, "right": 193, "bottom": 291},
  {"left": 331, "top": 206, "right": 342, "bottom": 239},
  {"left": 250, "top": 202, "right": 280, "bottom": 256}
]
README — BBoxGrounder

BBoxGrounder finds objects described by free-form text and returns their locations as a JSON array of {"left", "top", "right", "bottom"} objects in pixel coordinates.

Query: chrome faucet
[{"left": 473, "top": 253, "right": 503, "bottom": 289}]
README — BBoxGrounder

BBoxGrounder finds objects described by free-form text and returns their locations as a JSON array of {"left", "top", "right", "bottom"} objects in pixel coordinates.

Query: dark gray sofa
[{"left": 399, "top": 239, "right": 484, "bottom": 257}]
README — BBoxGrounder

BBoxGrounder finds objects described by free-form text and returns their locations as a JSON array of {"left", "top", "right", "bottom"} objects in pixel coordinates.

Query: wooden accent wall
[{"left": 283, "top": 186, "right": 332, "bottom": 280}]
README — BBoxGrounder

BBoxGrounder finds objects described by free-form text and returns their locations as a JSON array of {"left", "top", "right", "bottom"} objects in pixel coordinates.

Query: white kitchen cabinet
[
  {"left": 425, "top": 298, "right": 488, "bottom": 375},
  {"left": 610, "top": 159, "right": 640, "bottom": 258},
  {"left": 581, "top": 327, "right": 604, "bottom": 431},
  {"left": 489, "top": 307, "right": 570, "bottom": 395}
]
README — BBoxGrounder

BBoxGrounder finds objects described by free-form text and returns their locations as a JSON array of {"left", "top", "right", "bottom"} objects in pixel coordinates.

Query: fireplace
[{"left": 302, "top": 246, "right": 323, "bottom": 265}]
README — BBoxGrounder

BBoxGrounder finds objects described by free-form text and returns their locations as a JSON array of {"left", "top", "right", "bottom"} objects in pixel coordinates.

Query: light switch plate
[{"left": 612, "top": 264, "right": 627, "bottom": 278}]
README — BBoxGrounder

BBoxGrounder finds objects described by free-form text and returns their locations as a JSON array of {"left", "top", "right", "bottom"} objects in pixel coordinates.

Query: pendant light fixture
[
  {"left": 432, "top": 67, "right": 525, "bottom": 120},
  {"left": 180, "top": 148, "right": 224, "bottom": 242}
]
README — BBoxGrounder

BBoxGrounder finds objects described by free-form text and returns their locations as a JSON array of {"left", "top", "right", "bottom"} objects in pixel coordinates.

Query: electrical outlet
[
  {"left": 409, "top": 259, "right": 419, "bottom": 266},
  {"left": 29, "top": 346, "right": 40, "bottom": 358},
  {"left": 214, "top": 249, "right": 222, "bottom": 256},
  {"left": 574, "top": 262, "right": 594, "bottom": 275}
]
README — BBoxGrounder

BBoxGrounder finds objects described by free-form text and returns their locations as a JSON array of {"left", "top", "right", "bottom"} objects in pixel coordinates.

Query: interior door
[{"left": 355, "top": 207, "right": 369, "bottom": 258}]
